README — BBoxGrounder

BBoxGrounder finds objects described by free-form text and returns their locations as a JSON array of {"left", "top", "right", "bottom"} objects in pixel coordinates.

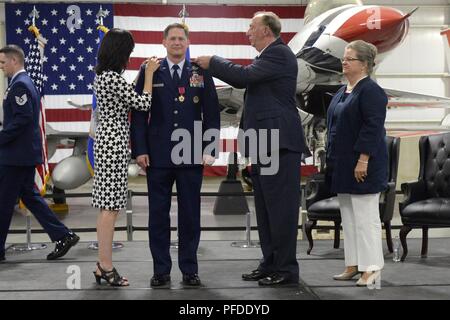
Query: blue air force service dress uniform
[
  {"left": 131, "top": 59, "right": 220, "bottom": 276},
  {"left": 0, "top": 71, "right": 69, "bottom": 257}
]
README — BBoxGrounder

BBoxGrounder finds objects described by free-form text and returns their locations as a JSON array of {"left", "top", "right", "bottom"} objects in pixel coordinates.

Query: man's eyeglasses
[{"left": 341, "top": 57, "right": 362, "bottom": 63}]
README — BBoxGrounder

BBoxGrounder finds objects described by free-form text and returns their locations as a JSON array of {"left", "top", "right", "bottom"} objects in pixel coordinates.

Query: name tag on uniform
[{"left": 153, "top": 83, "right": 164, "bottom": 88}]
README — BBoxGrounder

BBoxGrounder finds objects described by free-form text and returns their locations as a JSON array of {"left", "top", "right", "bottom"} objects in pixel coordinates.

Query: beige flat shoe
[{"left": 333, "top": 270, "right": 360, "bottom": 280}]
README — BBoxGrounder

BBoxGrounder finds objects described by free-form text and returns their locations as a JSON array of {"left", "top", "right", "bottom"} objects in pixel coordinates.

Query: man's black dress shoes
[
  {"left": 150, "top": 274, "right": 171, "bottom": 287},
  {"left": 258, "top": 273, "right": 299, "bottom": 286},
  {"left": 47, "top": 232, "right": 80, "bottom": 260},
  {"left": 242, "top": 269, "right": 270, "bottom": 281},
  {"left": 182, "top": 274, "right": 201, "bottom": 286}
]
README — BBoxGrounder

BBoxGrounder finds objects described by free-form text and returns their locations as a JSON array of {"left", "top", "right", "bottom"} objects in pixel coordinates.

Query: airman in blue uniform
[
  {"left": 131, "top": 24, "right": 220, "bottom": 287},
  {"left": 0, "top": 45, "right": 79, "bottom": 262}
]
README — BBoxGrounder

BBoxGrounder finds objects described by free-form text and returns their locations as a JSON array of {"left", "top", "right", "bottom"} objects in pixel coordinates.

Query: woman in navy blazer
[{"left": 326, "top": 40, "right": 388, "bottom": 286}]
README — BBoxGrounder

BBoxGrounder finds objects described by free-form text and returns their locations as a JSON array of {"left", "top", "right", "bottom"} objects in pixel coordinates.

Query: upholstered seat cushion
[
  {"left": 307, "top": 197, "right": 341, "bottom": 220},
  {"left": 401, "top": 198, "right": 450, "bottom": 225}
]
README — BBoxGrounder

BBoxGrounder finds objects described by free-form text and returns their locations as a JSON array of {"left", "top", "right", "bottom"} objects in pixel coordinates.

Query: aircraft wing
[
  {"left": 216, "top": 86, "right": 245, "bottom": 126},
  {"left": 46, "top": 123, "right": 89, "bottom": 138},
  {"left": 384, "top": 87, "right": 450, "bottom": 108},
  {"left": 383, "top": 88, "right": 450, "bottom": 131}
]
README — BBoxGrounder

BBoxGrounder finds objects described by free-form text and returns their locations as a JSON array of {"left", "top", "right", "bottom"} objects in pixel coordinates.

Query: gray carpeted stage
[{"left": 1, "top": 238, "right": 450, "bottom": 300}]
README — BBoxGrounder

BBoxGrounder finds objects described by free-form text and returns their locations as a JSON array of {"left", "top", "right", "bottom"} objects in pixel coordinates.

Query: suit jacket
[
  {"left": 209, "top": 37, "right": 308, "bottom": 158},
  {"left": 326, "top": 77, "right": 388, "bottom": 194},
  {"left": 131, "top": 58, "right": 220, "bottom": 168},
  {"left": 0, "top": 71, "right": 43, "bottom": 166}
]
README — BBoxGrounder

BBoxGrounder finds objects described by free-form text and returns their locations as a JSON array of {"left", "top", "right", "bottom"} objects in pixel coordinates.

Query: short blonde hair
[{"left": 346, "top": 40, "right": 378, "bottom": 75}]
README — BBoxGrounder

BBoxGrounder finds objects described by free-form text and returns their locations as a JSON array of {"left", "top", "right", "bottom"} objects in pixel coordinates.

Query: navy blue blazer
[
  {"left": 209, "top": 37, "right": 308, "bottom": 157},
  {"left": 326, "top": 77, "right": 388, "bottom": 194},
  {"left": 131, "top": 59, "right": 220, "bottom": 167},
  {"left": 0, "top": 71, "right": 43, "bottom": 166}
]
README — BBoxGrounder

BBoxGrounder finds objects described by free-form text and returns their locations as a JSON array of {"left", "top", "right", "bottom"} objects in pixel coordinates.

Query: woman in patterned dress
[{"left": 92, "top": 28, "right": 160, "bottom": 286}]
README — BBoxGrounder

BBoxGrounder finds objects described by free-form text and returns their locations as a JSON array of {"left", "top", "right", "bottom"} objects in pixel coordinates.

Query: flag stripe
[
  {"left": 131, "top": 44, "right": 258, "bottom": 60},
  {"left": 130, "top": 30, "right": 298, "bottom": 46},
  {"left": 114, "top": 4, "right": 305, "bottom": 19},
  {"left": 46, "top": 109, "right": 91, "bottom": 122},
  {"left": 115, "top": 17, "right": 304, "bottom": 33}
]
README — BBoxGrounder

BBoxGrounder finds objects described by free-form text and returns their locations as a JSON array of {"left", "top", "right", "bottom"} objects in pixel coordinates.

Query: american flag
[
  {"left": 25, "top": 33, "right": 49, "bottom": 194},
  {"left": 6, "top": 3, "right": 305, "bottom": 171}
]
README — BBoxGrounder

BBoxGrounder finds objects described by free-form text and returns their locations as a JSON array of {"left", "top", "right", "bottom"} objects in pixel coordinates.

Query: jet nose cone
[{"left": 333, "top": 6, "right": 410, "bottom": 54}]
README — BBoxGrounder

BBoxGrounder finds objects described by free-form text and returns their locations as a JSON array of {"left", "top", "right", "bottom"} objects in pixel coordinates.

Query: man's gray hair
[{"left": 254, "top": 11, "right": 282, "bottom": 38}]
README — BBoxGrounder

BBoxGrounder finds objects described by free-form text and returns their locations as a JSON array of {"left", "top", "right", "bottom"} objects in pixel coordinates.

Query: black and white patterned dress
[{"left": 92, "top": 70, "right": 151, "bottom": 210}]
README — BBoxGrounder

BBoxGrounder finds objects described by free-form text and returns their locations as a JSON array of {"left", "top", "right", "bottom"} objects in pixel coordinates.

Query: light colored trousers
[{"left": 337, "top": 193, "right": 384, "bottom": 272}]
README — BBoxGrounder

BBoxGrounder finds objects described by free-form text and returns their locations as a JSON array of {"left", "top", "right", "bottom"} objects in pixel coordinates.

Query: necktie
[{"left": 172, "top": 65, "right": 180, "bottom": 87}]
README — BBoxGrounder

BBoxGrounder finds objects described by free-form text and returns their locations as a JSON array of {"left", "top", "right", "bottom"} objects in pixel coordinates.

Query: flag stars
[
  {"left": 77, "top": 38, "right": 85, "bottom": 45},
  {"left": 59, "top": 56, "right": 67, "bottom": 63},
  {"left": 68, "top": 46, "right": 75, "bottom": 53},
  {"left": 24, "top": 19, "right": 30, "bottom": 25},
  {"left": 59, "top": 74, "right": 66, "bottom": 81},
  {"left": 87, "top": 83, "right": 93, "bottom": 90},
  {"left": 86, "top": 27, "right": 93, "bottom": 34},
  {"left": 95, "top": 38, "right": 100, "bottom": 44},
  {"left": 86, "top": 9, "right": 93, "bottom": 16},
  {"left": 77, "top": 74, "right": 85, "bottom": 81},
  {"left": 51, "top": 83, "right": 58, "bottom": 91},
  {"left": 16, "top": 27, "right": 23, "bottom": 34},
  {"left": 77, "top": 56, "right": 84, "bottom": 63},
  {"left": 43, "top": 75, "right": 48, "bottom": 82},
  {"left": 69, "top": 64, "right": 76, "bottom": 71},
  {"left": 24, "top": 38, "right": 31, "bottom": 45},
  {"left": 51, "top": 27, "right": 58, "bottom": 34},
  {"left": 41, "top": 19, "right": 48, "bottom": 26},
  {"left": 104, "top": 9, "right": 110, "bottom": 17},
  {"left": 42, "top": 56, "right": 48, "bottom": 63},
  {"left": 15, "top": 9, "right": 22, "bottom": 16},
  {"left": 51, "top": 65, "right": 58, "bottom": 71},
  {"left": 59, "top": 18, "right": 65, "bottom": 25},
  {"left": 51, "top": 9, "right": 58, "bottom": 16},
  {"left": 69, "top": 83, "right": 76, "bottom": 90},
  {"left": 87, "top": 64, "right": 94, "bottom": 71},
  {"left": 77, "top": 18, "right": 83, "bottom": 25},
  {"left": 50, "top": 46, "right": 57, "bottom": 53},
  {"left": 69, "top": 27, "right": 75, "bottom": 34},
  {"left": 59, "top": 38, "right": 66, "bottom": 45},
  {"left": 87, "top": 46, "right": 93, "bottom": 53}
]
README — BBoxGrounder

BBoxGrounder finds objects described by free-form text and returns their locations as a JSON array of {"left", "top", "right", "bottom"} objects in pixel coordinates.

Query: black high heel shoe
[{"left": 93, "top": 262, "right": 129, "bottom": 287}]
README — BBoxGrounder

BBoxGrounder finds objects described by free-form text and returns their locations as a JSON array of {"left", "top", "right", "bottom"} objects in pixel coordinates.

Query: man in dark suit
[
  {"left": 195, "top": 12, "right": 309, "bottom": 286},
  {"left": 0, "top": 45, "right": 79, "bottom": 262},
  {"left": 131, "top": 24, "right": 220, "bottom": 287}
]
